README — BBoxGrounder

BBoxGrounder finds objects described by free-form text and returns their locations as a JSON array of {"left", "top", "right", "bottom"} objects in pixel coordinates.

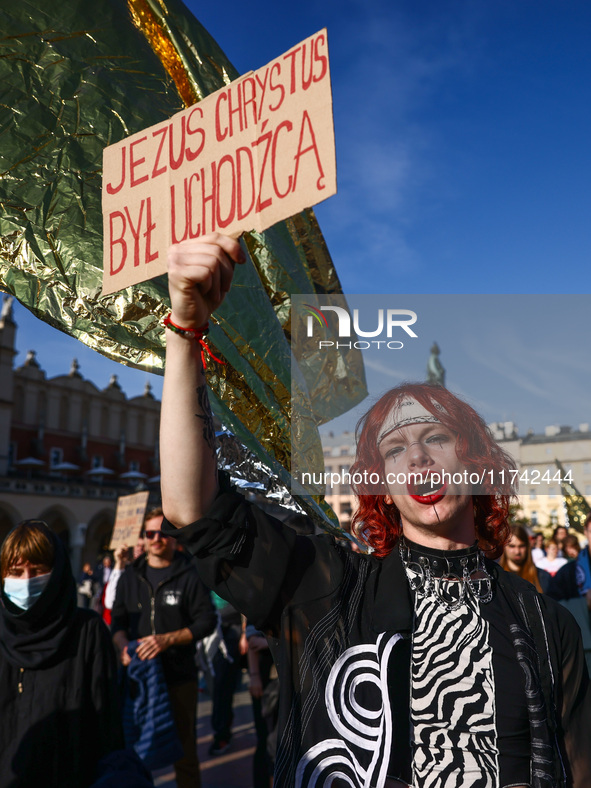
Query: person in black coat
[
  {"left": 111, "top": 508, "right": 216, "bottom": 788},
  {"left": 0, "top": 520, "right": 123, "bottom": 788}
]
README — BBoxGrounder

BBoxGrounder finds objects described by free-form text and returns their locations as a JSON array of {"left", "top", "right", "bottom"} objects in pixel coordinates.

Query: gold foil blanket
[{"left": 0, "top": 0, "right": 367, "bottom": 530}]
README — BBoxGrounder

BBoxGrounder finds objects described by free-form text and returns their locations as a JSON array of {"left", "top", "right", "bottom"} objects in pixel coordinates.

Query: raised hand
[{"left": 167, "top": 233, "right": 245, "bottom": 327}]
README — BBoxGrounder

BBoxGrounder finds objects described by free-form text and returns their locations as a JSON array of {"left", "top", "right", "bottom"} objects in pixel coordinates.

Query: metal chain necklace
[{"left": 399, "top": 536, "right": 493, "bottom": 611}]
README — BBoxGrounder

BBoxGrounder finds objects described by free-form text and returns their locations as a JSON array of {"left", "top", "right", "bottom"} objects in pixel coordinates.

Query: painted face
[
  {"left": 505, "top": 536, "right": 527, "bottom": 567},
  {"left": 379, "top": 421, "right": 473, "bottom": 533}
]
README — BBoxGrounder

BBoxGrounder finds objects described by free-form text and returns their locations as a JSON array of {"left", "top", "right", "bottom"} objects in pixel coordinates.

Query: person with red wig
[{"left": 159, "top": 235, "right": 590, "bottom": 788}]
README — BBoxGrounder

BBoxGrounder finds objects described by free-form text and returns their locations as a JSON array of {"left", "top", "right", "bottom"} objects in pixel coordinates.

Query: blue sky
[
  {"left": 10, "top": 0, "right": 591, "bottom": 423},
  {"left": 300, "top": 294, "right": 591, "bottom": 436}
]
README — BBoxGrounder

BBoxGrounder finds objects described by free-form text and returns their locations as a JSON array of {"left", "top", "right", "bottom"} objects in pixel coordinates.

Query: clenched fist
[{"left": 167, "top": 234, "right": 245, "bottom": 328}]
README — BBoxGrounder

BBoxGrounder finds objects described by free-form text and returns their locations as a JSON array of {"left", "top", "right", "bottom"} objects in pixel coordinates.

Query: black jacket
[
  {"left": 163, "top": 487, "right": 591, "bottom": 788},
  {"left": 111, "top": 551, "right": 216, "bottom": 685},
  {"left": 0, "top": 531, "right": 123, "bottom": 788},
  {"left": 548, "top": 551, "right": 590, "bottom": 601}
]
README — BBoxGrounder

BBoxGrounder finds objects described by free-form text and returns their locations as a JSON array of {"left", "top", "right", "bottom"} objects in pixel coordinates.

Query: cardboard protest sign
[
  {"left": 102, "top": 29, "right": 336, "bottom": 295},
  {"left": 109, "top": 491, "right": 150, "bottom": 550}
]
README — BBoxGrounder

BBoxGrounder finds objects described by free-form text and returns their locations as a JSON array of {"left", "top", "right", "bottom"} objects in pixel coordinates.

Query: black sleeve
[
  {"left": 110, "top": 568, "right": 130, "bottom": 636},
  {"left": 547, "top": 599, "right": 591, "bottom": 787},
  {"left": 162, "top": 489, "right": 345, "bottom": 633},
  {"left": 537, "top": 567, "right": 551, "bottom": 594},
  {"left": 84, "top": 614, "right": 125, "bottom": 776},
  {"left": 185, "top": 575, "right": 217, "bottom": 641}
]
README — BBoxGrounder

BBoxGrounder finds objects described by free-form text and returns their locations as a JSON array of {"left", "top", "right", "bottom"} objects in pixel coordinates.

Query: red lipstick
[{"left": 407, "top": 474, "right": 447, "bottom": 504}]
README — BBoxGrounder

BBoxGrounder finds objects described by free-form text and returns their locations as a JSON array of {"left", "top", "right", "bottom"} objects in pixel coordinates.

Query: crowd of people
[{"left": 1, "top": 233, "right": 590, "bottom": 787}]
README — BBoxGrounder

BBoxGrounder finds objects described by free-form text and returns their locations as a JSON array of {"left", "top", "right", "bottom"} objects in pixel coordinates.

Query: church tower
[{"left": 0, "top": 296, "right": 17, "bottom": 475}]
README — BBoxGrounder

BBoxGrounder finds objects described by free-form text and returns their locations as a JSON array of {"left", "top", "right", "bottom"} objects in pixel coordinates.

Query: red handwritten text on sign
[{"left": 102, "top": 30, "right": 335, "bottom": 295}]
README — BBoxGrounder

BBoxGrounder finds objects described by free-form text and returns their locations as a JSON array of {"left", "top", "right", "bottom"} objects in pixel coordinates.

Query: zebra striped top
[{"left": 406, "top": 554, "right": 531, "bottom": 788}]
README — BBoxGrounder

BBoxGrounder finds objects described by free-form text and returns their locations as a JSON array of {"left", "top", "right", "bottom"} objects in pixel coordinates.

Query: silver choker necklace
[{"left": 399, "top": 536, "right": 493, "bottom": 611}]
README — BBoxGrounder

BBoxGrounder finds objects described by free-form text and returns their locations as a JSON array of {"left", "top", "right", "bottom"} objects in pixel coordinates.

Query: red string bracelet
[{"left": 163, "top": 314, "right": 225, "bottom": 367}]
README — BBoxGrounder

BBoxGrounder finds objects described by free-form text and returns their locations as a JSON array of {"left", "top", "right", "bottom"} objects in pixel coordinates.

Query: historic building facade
[
  {"left": 0, "top": 297, "right": 161, "bottom": 569},
  {"left": 490, "top": 421, "right": 591, "bottom": 529}
]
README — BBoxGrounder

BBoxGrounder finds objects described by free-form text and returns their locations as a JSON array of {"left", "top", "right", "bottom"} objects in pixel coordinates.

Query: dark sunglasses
[{"left": 145, "top": 530, "right": 169, "bottom": 540}]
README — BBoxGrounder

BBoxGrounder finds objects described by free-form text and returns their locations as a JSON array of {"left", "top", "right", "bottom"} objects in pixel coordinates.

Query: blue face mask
[{"left": 3, "top": 572, "right": 52, "bottom": 610}]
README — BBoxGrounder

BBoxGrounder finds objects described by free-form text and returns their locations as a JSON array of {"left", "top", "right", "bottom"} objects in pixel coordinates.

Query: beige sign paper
[
  {"left": 102, "top": 29, "right": 336, "bottom": 295},
  {"left": 109, "top": 491, "right": 150, "bottom": 549}
]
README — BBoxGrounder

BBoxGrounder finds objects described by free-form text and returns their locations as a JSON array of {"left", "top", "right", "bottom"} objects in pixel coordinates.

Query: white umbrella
[
  {"left": 15, "top": 457, "right": 45, "bottom": 467},
  {"left": 86, "top": 465, "right": 115, "bottom": 476},
  {"left": 51, "top": 462, "right": 81, "bottom": 472},
  {"left": 119, "top": 470, "right": 148, "bottom": 480}
]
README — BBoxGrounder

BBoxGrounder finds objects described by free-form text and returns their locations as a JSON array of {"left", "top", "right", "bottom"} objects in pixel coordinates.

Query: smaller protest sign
[
  {"left": 102, "top": 28, "right": 335, "bottom": 294},
  {"left": 109, "top": 491, "right": 150, "bottom": 550}
]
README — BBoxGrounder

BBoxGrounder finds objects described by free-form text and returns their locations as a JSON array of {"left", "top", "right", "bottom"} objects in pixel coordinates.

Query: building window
[
  {"left": 135, "top": 415, "right": 145, "bottom": 444},
  {"left": 144, "top": 418, "right": 154, "bottom": 445},
  {"left": 13, "top": 385, "right": 24, "bottom": 423},
  {"left": 340, "top": 448, "right": 349, "bottom": 456},
  {"left": 92, "top": 455, "right": 103, "bottom": 469},
  {"left": 36, "top": 391, "right": 47, "bottom": 423},
  {"left": 548, "top": 487, "right": 556, "bottom": 498},
  {"left": 550, "top": 510, "right": 558, "bottom": 525},
  {"left": 8, "top": 442, "right": 16, "bottom": 467},
  {"left": 529, "top": 489, "right": 536, "bottom": 500},
  {"left": 584, "top": 462, "right": 591, "bottom": 475},
  {"left": 129, "top": 460, "right": 140, "bottom": 472},
  {"left": 531, "top": 511, "right": 538, "bottom": 526},
  {"left": 50, "top": 448, "right": 63, "bottom": 467},
  {"left": 81, "top": 398, "right": 90, "bottom": 431},
  {"left": 100, "top": 406, "right": 109, "bottom": 437},
  {"left": 59, "top": 395, "right": 69, "bottom": 431}
]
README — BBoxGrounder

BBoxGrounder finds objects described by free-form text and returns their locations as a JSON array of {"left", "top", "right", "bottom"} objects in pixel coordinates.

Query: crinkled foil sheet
[{"left": 0, "top": 0, "right": 367, "bottom": 531}]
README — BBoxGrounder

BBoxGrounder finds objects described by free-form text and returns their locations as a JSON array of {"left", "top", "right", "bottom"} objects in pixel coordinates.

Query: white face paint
[{"left": 378, "top": 420, "right": 475, "bottom": 543}]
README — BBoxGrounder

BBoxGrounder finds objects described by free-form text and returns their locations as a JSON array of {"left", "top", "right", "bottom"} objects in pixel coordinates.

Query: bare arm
[
  {"left": 136, "top": 628, "right": 194, "bottom": 660},
  {"left": 161, "top": 234, "right": 245, "bottom": 527}
]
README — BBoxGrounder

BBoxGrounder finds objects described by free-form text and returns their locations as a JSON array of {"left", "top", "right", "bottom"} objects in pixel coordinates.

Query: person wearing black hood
[{"left": 0, "top": 520, "right": 124, "bottom": 788}]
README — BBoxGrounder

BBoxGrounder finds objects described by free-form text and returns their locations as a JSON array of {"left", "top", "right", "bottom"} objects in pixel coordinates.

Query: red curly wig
[{"left": 350, "top": 383, "right": 516, "bottom": 559}]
